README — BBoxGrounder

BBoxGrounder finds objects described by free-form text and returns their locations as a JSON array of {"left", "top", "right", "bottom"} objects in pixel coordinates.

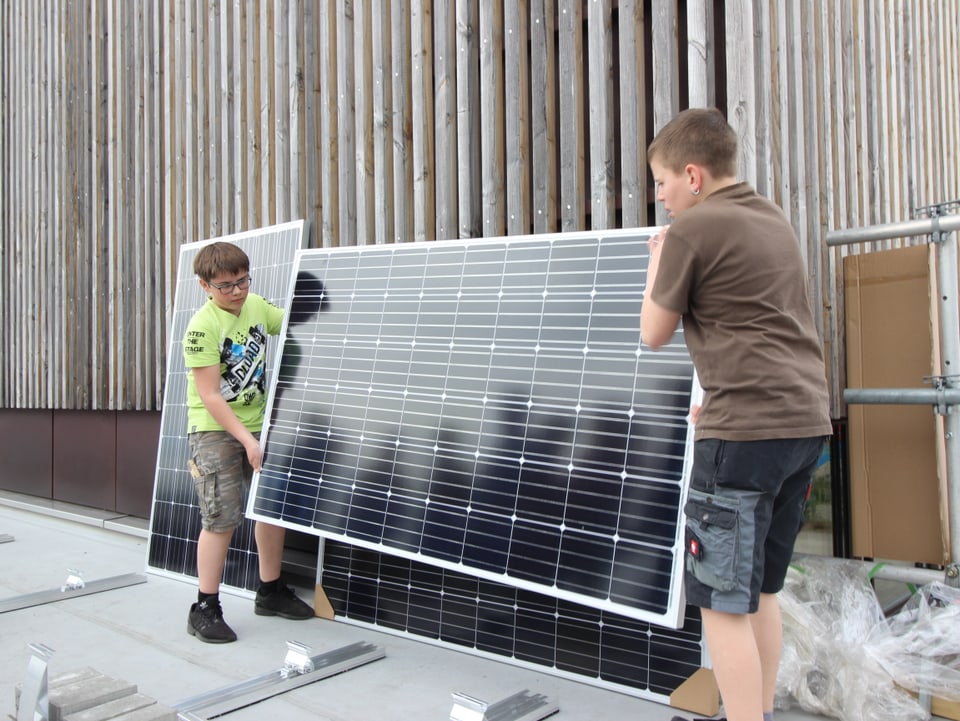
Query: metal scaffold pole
[{"left": 932, "top": 213, "right": 960, "bottom": 575}]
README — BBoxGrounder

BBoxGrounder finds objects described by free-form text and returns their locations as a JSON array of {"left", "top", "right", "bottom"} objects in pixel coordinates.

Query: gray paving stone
[
  {"left": 49, "top": 674, "right": 138, "bottom": 721},
  {"left": 62, "top": 692, "right": 158, "bottom": 721},
  {"left": 109, "top": 703, "right": 178, "bottom": 721},
  {"left": 15, "top": 666, "right": 101, "bottom": 712},
  {"left": 51, "top": 668, "right": 104, "bottom": 688}
]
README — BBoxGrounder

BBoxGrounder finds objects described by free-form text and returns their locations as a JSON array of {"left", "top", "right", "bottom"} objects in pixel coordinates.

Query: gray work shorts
[
  {"left": 682, "top": 436, "right": 825, "bottom": 614},
  {"left": 187, "top": 430, "right": 258, "bottom": 533}
]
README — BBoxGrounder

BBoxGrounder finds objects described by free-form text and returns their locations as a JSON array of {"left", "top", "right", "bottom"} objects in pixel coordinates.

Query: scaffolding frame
[{"left": 827, "top": 212, "right": 960, "bottom": 576}]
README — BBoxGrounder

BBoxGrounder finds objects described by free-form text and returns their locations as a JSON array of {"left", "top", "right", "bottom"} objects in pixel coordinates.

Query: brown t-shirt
[{"left": 651, "top": 183, "right": 831, "bottom": 441}]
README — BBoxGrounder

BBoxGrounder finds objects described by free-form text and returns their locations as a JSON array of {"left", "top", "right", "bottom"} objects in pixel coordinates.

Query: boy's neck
[{"left": 700, "top": 175, "right": 739, "bottom": 200}]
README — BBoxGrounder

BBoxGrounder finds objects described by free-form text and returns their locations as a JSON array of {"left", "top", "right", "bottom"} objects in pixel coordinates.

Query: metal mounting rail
[
  {"left": 0, "top": 573, "right": 148, "bottom": 614},
  {"left": 450, "top": 690, "right": 559, "bottom": 721},
  {"left": 173, "top": 641, "right": 385, "bottom": 719}
]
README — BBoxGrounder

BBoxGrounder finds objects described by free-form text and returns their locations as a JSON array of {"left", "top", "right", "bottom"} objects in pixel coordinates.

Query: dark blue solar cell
[
  {"left": 420, "top": 502, "right": 469, "bottom": 562},
  {"left": 461, "top": 510, "right": 512, "bottom": 573},
  {"left": 555, "top": 600, "right": 603, "bottom": 677},
  {"left": 507, "top": 520, "right": 562, "bottom": 583},
  {"left": 476, "top": 598, "right": 518, "bottom": 656},
  {"left": 556, "top": 531, "right": 616, "bottom": 596}
]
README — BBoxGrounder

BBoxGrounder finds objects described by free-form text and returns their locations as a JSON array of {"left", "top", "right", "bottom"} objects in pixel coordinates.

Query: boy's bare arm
[{"left": 192, "top": 364, "right": 263, "bottom": 470}]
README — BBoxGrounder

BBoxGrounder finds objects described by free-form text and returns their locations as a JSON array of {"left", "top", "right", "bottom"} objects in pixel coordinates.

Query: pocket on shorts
[
  {"left": 683, "top": 488, "right": 740, "bottom": 592},
  {"left": 189, "top": 455, "right": 223, "bottom": 520}
]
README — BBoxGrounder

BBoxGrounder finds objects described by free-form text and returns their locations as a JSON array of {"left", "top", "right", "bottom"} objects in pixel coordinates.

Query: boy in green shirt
[{"left": 183, "top": 242, "right": 313, "bottom": 643}]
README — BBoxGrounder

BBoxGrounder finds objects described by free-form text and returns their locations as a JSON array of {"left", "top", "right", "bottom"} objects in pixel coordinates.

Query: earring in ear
[{"left": 690, "top": 187, "right": 701, "bottom": 196}]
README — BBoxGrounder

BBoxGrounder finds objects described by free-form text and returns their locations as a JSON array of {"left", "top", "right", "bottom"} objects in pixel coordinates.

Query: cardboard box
[
  {"left": 844, "top": 244, "right": 949, "bottom": 566},
  {"left": 930, "top": 694, "right": 960, "bottom": 721}
]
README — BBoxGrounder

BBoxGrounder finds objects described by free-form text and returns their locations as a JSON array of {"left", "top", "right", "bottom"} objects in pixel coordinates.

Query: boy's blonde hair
[
  {"left": 647, "top": 107, "right": 738, "bottom": 178},
  {"left": 193, "top": 242, "right": 250, "bottom": 282}
]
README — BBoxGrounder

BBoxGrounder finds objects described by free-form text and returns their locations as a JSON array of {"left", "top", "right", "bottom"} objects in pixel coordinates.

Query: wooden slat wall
[{"left": 1, "top": 0, "right": 959, "bottom": 413}]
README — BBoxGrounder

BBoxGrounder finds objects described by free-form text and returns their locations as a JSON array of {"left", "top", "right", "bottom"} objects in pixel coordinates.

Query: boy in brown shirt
[{"left": 641, "top": 108, "right": 831, "bottom": 721}]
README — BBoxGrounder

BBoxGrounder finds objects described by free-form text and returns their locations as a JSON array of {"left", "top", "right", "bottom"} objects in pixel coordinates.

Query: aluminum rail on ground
[
  {"left": 172, "top": 641, "right": 385, "bottom": 718},
  {"left": 0, "top": 573, "right": 148, "bottom": 614},
  {"left": 827, "top": 214, "right": 960, "bottom": 571}
]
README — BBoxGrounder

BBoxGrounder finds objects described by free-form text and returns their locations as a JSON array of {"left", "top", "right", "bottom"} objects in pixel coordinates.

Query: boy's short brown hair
[
  {"left": 193, "top": 242, "right": 250, "bottom": 281},
  {"left": 647, "top": 107, "right": 738, "bottom": 178}
]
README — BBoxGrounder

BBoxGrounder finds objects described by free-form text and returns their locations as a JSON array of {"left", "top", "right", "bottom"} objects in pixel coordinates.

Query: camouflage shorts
[{"left": 187, "top": 431, "right": 258, "bottom": 532}]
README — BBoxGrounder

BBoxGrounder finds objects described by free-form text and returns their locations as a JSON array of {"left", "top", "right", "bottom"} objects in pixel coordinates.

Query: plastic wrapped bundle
[
  {"left": 864, "top": 581, "right": 960, "bottom": 702},
  {"left": 776, "top": 557, "right": 928, "bottom": 721}
]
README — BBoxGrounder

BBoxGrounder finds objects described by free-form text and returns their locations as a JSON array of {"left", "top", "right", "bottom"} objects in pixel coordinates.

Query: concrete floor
[{"left": 0, "top": 496, "right": 933, "bottom": 721}]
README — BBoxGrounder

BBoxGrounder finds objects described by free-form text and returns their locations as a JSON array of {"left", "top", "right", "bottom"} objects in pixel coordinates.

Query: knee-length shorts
[
  {"left": 682, "top": 436, "right": 825, "bottom": 614},
  {"left": 187, "top": 430, "right": 257, "bottom": 533}
]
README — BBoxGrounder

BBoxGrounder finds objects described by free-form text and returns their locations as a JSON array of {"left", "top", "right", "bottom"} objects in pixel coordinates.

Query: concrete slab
[{"left": 0, "top": 501, "right": 938, "bottom": 721}]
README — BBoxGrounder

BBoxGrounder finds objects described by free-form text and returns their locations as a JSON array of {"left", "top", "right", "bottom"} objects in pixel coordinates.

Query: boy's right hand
[
  {"left": 689, "top": 404, "right": 701, "bottom": 424},
  {"left": 244, "top": 441, "right": 263, "bottom": 472},
  {"left": 648, "top": 226, "right": 667, "bottom": 251}
]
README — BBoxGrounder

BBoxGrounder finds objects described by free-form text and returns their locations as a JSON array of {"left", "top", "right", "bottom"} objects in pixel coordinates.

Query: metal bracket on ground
[
  {"left": 281, "top": 641, "right": 315, "bottom": 678},
  {"left": 0, "top": 572, "right": 147, "bottom": 614},
  {"left": 16, "top": 642, "right": 54, "bottom": 721},
  {"left": 172, "top": 640, "right": 385, "bottom": 719},
  {"left": 61, "top": 569, "right": 85, "bottom": 592},
  {"left": 449, "top": 690, "right": 559, "bottom": 721}
]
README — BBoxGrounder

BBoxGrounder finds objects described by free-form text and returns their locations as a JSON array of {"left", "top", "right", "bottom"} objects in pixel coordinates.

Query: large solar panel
[
  {"left": 249, "top": 229, "right": 695, "bottom": 626},
  {"left": 147, "top": 221, "right": 308, "bottom": 589},
  {"left": 318, "top": 539, "right": 704, "bottom": 703}
]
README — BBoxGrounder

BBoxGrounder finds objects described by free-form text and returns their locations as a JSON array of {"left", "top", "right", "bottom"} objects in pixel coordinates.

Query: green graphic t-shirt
[{"left": 182, "top": 293, "right": 285, "bottom": 433}]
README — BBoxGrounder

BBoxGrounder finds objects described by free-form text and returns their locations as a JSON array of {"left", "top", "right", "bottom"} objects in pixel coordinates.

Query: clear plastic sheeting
[
  {"left": 864, "top": 581, "right": 960, "bottom": 702},
  {"left": 775, "top": 557, "right": 928, "bottom": 721}
]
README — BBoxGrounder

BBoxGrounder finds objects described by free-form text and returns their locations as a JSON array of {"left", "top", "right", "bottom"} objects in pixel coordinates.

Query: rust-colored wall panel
[
  {"left": 53, "top": 410, "right": 117, "bottom": 511},
  {"left": 0, "top": 409, "right": 53, "bottom": 497},
  {"left": 116, "top": 411, "right": 161, "bottom": 518}
]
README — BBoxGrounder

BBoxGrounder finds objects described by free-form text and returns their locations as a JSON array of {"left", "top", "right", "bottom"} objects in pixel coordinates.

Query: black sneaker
[
  {"left": 254, "top": 582, "right": 314, "bottom": 619},
  {"left": 187, "top": 599, "right": 237, "bottom": 643}
]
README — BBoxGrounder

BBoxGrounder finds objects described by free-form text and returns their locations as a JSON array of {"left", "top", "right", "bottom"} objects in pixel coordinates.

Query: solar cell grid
[{"left": 250, "top": 228, "right": 695, "bottom": 626}]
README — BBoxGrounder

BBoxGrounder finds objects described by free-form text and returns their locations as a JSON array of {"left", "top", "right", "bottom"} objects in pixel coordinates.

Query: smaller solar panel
[{"left": 147, "top": 221, "right": 308, "bottom": 590}]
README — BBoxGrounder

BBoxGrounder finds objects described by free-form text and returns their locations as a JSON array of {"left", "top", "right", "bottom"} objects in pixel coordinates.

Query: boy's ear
[{"left": 684, "top": 163, "right": 708, "bottom": 191}]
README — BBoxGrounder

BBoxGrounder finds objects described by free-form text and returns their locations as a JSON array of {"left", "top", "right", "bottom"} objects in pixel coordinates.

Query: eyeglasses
[{"left": 209, "top": 275, "right": 252, "bottom": 294}]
